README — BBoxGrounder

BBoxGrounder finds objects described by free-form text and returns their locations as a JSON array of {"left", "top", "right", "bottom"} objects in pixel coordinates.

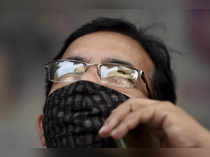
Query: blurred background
[{"left": 0, "top": 0, "right": 210, "bottom": 148}]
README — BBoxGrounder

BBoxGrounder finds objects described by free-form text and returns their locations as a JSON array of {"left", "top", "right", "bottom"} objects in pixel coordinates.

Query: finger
[
  {"left": 110, "top": 108, "right": 155, "bottom": 139},
  {"left": 99, "top": 98, "right": 156, "bottom": 137},
  {"left": 99, "top": 100, "right": 131, "bottom": 137}
]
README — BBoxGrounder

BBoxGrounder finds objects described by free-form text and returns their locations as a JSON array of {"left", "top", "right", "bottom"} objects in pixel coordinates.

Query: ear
[{"left": 37, "top": 114, "right": 46, "bottom": 147}]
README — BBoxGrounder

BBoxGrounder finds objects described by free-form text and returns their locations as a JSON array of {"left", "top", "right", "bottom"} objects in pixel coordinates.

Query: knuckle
[
  {"left": 113, "top": 117, "right": 121, "bottom": 125},
  {"left": 131, "top": 103, "right": 138, "bottom": 111},
  {"left": 126, "top": 123, "right": 133, "bottom": 131},
  {"left": 157, "top": 101, "right": 174, "bottom": 110},
  {"left": 111, "top": 114, "right": 122, "bottom": 125},
  {"left": 110, "top": 110, "right": 121, "bottom": 118},
  {"left": 162, "top": 101, "right": 174, "bottom": 106}
]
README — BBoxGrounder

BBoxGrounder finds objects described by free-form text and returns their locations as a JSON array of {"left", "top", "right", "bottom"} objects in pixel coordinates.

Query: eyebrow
[
  {"left": 104, "top": 58, "right": 135, "bottom": 68},
  {"left": 65, "top": 56, "right": 90, "bottom": 63},
  {"left": 64, "top": 56, "right": 135, "bottom": 68}
]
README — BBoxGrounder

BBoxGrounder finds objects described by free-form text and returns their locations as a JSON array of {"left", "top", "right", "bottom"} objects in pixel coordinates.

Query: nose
[{"left": 80, "top": 65, "right": 101, "bottom": 84}]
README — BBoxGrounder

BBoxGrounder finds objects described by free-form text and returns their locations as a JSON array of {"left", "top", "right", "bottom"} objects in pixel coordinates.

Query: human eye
[
  {"left": 49, "top": 60, "right": 86, "bottom": 82},
  {"left": 100, "top": 64, "right": 137, "bottom": 79},
  {"left": 99, "top": 64, "right": 138, "bottom": 88}
]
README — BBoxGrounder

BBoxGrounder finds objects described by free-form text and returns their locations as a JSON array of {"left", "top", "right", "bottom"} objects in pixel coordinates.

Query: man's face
[
  {"left": 49, "top": 31, "right": 154, "bottom": 98},
  {"left": 38, "top": 31, "right": 155, "bottom": 147}
]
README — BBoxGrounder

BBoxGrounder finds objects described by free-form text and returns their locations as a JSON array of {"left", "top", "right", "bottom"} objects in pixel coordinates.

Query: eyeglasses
[{"left": 45, "top": 59, "right": 152, "bottom": 97}]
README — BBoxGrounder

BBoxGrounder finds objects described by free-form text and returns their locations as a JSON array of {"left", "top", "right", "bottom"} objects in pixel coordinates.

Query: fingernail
[{"left": 99, "top": 126, "right": 106, "bottom": 134}]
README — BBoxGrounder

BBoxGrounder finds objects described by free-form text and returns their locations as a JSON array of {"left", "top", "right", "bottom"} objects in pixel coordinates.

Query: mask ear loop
[{"left": 140, "top": 71, "right": 153, "bottom": 99}]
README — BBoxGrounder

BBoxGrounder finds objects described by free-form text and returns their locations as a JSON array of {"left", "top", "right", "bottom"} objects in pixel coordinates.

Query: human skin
[{"left": 37, "top": 31, "right": 210, "bottom": 147}]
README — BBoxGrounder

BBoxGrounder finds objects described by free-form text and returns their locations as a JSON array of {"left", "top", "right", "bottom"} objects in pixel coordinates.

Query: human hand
[{"left": 99, "top": 98, "right": 210, "bottom": 147}]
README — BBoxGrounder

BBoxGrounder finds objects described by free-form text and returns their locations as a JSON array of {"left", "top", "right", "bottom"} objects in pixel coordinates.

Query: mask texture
[{"left": 43, "top": 80, "right": 129, "bottom": 148}]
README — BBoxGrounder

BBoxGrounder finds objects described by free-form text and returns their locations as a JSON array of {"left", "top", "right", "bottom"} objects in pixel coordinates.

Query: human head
[
  {"left": 38, "top": 17, "right": 176, "bottom": 147},
  {"left": 46, "top": 17, "right": 176, "bottom": 103}
]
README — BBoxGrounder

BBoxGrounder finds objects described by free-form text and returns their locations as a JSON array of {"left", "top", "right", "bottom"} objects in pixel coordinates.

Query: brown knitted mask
[{"left": 42, "top": 80, "right": 129, "bottom": 148}]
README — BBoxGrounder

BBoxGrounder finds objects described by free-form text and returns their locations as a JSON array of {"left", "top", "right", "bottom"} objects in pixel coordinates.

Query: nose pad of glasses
[{"left": 80, "top": 66, "right": 101, "bottom": 84}]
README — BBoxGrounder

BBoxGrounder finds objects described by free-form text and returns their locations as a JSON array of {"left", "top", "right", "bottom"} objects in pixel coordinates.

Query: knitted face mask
[{"left": 42, "top": 80, "right": 129, "bottom": 148}]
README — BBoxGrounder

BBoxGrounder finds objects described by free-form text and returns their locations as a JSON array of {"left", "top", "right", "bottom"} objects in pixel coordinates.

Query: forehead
[{"left": 62, "top": 31, "right": 154, "bottom": 73}]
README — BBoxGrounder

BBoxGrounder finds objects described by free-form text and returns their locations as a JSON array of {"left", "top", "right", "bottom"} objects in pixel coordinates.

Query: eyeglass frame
[{"left": 45, "top": 59, "right": 152, "bottom": 98}]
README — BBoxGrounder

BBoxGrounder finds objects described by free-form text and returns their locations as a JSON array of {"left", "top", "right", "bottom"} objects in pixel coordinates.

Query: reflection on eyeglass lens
[{"left": 48, "top": 61, "right": 138, "bottom": 88}]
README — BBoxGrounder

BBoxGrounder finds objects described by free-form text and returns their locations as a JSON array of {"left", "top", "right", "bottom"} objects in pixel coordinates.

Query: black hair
[{"left": 45, "top": 17, "right": 176, "bottom": 104}]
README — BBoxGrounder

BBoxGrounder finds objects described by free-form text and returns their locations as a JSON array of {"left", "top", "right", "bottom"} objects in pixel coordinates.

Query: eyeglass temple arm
[{"left": 141, "top": 72, "right": 153, "bottom": 99}]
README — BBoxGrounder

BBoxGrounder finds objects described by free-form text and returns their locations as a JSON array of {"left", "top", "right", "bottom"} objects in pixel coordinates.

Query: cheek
[
  {"left": 127, "top": 80, "right": 149, "bottom": 98},
  {"left": 49, "top": 82, "right": 71, "bottom": 95},
  {"left": 106, "top": 85, "right": 147, "bottom": 99},
  {"left": 124, "top": 88, "right": 148, "bottom": 99}
]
